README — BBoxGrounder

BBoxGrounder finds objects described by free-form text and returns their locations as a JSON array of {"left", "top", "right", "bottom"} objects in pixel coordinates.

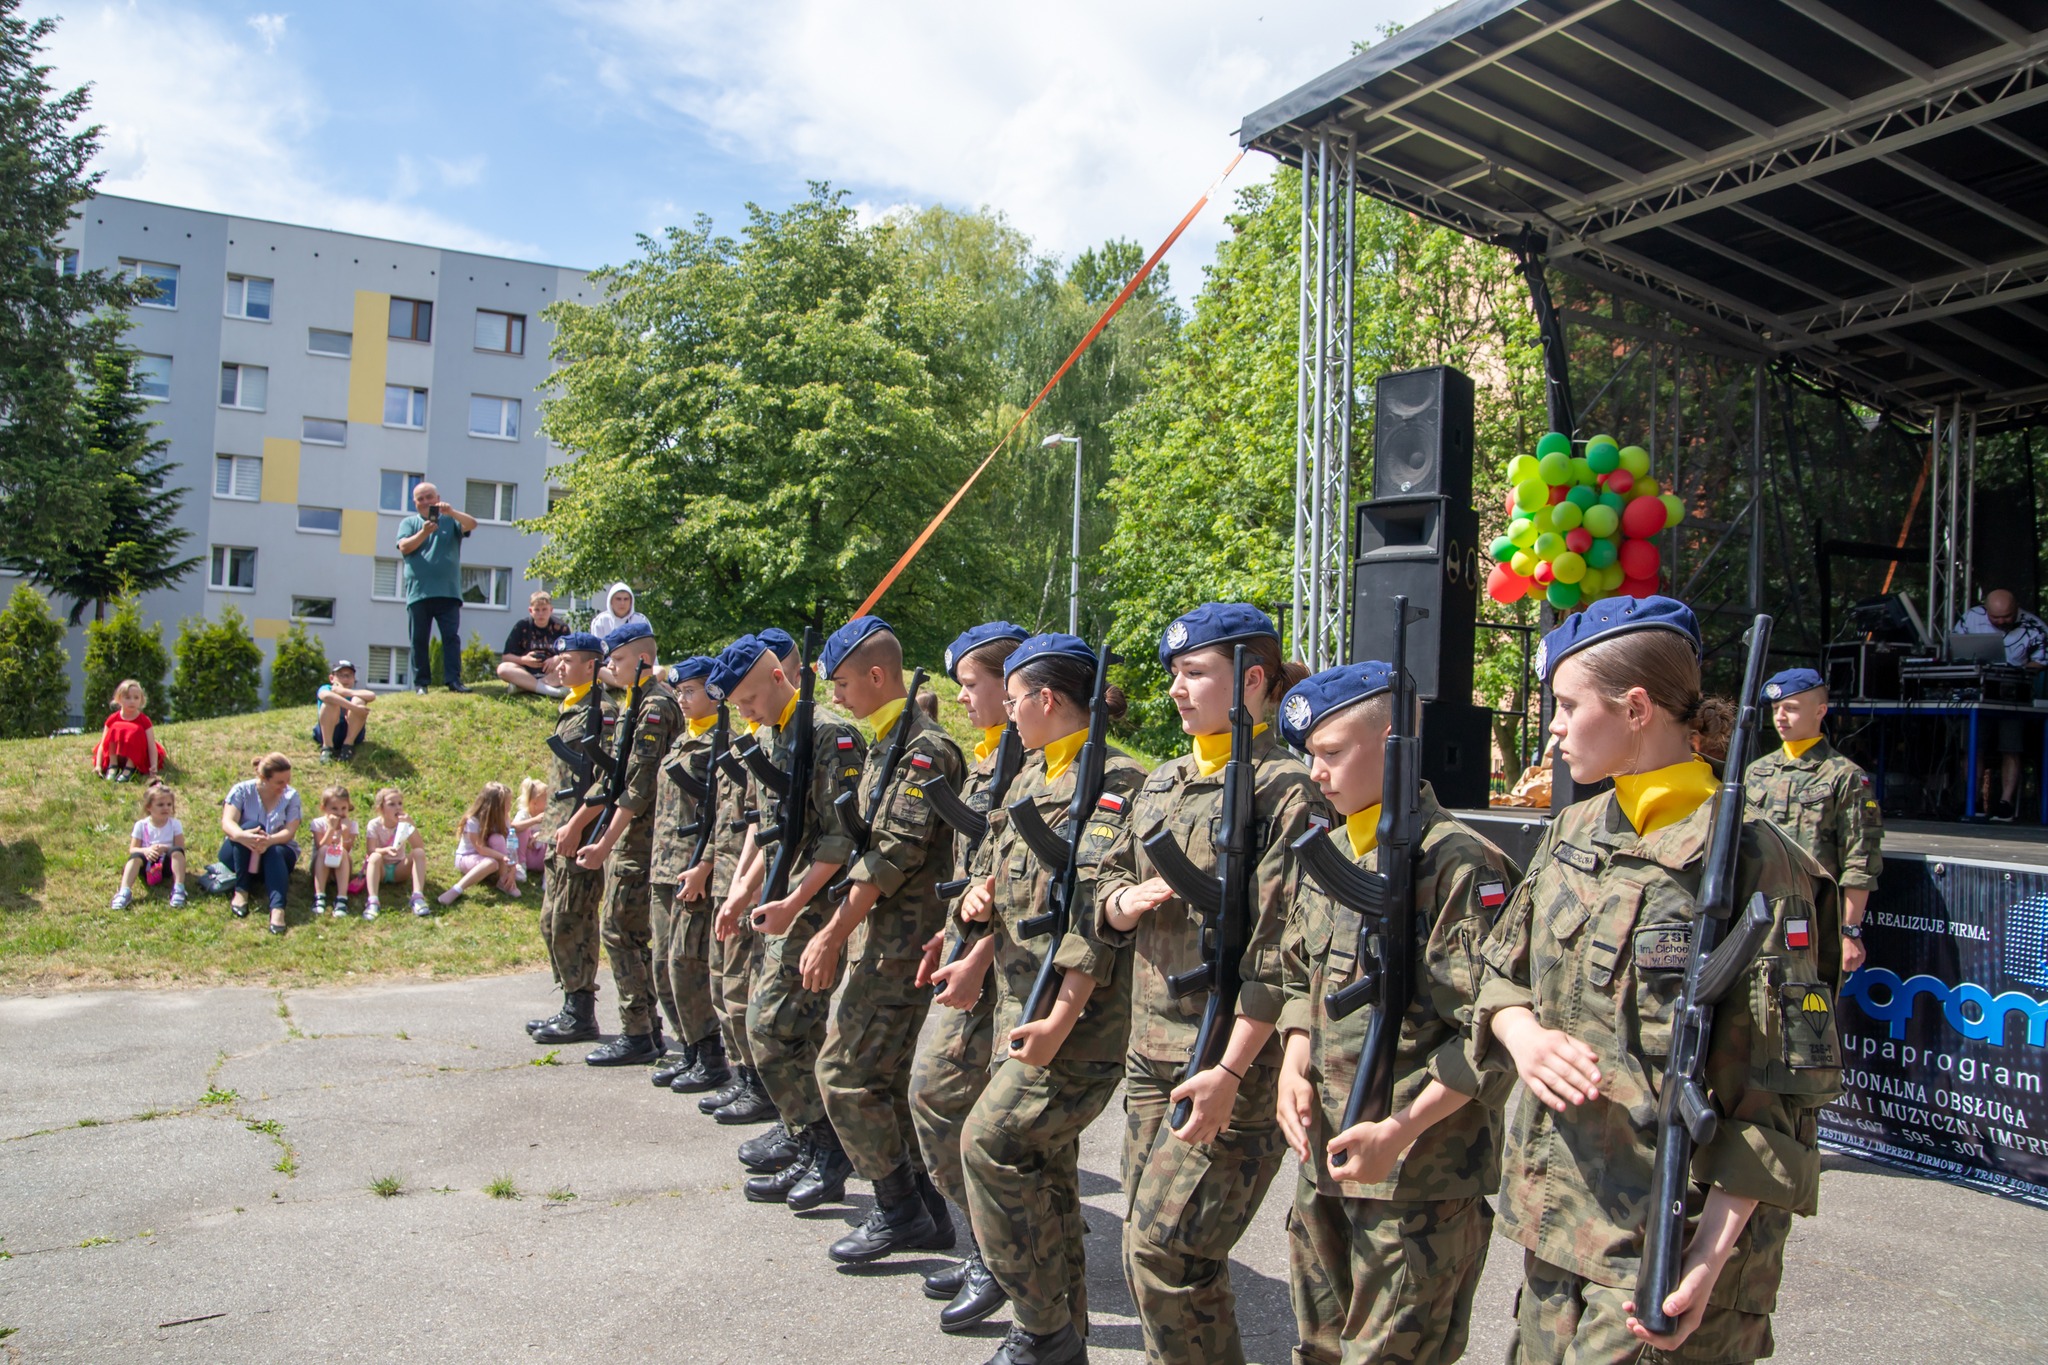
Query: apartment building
[{"left": 46, "top": 194, "right": 593, "bottom": 709}]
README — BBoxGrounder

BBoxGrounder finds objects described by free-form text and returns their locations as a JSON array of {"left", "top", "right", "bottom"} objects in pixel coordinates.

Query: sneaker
[
  {"left": 313, "top": 894, "right": 328, "bottom": 916},
  {"left": 170, "top": 886, "right": 187, "bottom": 908},
  {"left": 414, "top": 685, "right": 428, "bottom": 696},
  {"left": 110, "top": 888, "right": 132, "bottom": 910},
  {"left": 337, "top": 744, "right": 356, "bottom": 762},
  {"left": 319, "top": 748, "right": 335, "bottom": 764},
  {"left": 1992, "top": 799, "right": 2016, "bottom": 824},
  {"left": 363, "top": 899, "right": 380, "bottom": 921},
  {"left": 411, "top": 894, "right": 431, "bottom": 917},
  {"left": 334, "top": 897, "right": 350, "bottom": 919},
  {"left": 114, "top": 768, "right": 132, "bottom": 783}
]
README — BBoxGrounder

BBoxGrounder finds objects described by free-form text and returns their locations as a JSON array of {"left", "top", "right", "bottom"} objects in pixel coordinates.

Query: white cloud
[{"left": 46, "top": 2, "right": 537, "bottom": 259}]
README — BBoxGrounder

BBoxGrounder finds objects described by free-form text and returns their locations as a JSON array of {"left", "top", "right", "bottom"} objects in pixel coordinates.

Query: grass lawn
[{"left": 0, "top": 670, "right": 1170, "bottom": 990}]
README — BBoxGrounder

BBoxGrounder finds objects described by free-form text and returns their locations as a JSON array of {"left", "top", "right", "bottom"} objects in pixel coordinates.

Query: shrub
[
  {"left": 0, "top": 584, "right": 70, "bottom": 738},
  {"left": 170, "top": 605, "right": 262, "bottom": 721},
  {"left": 269, "top": 623, "right": 330, "bottom": 709},
  {"left": 82, "top": 598, "right": 171, "bottom": 722},
  {"left": 462, "top": 631, "right": 498, "bottom": 684}
]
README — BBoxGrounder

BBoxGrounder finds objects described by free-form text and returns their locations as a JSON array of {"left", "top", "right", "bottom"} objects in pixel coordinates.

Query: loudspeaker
[
  {"left": 1351, "top": 495, "right": 1480, "bottom": 702},
  {"left": 1373, "top": 366, "right": 1473, "bottom": 505},
  {"left": 1420, "top": 701, "right": 1494, "bottom": 811}
]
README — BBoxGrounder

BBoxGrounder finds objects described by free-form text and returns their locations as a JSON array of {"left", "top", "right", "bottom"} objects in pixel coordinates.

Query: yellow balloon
[
  {"left": 1509, "top": 516, "right": 1538, "bottom": 548},
  {"left": 1552, "top": 551, "right": 1587, "bottom": 584},
  {"left": 1551, "top": 501, "right": 1584, "bottom": 531},
  {"left": 1510, "top": 549, "right": 1537, "bottom": 577},
  {"left": 1635, "top": 477, "right": 1660, "bottom": 500},
  {"left": 1514, "top": 479, "right": 1546, "bottom": 512},
  {"left": 1531, "top": 506, "right": 1556, "bottom": 533}
]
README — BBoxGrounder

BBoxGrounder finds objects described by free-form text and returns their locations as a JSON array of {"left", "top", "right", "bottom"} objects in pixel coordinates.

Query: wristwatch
[{"left": 1841, "top": 924, "right": 1863, "bottom": 940}]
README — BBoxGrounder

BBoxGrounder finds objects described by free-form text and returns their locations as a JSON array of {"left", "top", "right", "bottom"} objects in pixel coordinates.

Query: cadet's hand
[
  {"left": 798, "top": 926, "right": 844, "bottom": 992},
  {"left": 753, "top": 893, "right": 803, "bottom": 935},
  {"left": 714, "top": 896, "right": 748, "bottom": 942},
  {"left": 680, "top": 860, "right": 713, "bottom": 902},
  {"left": 1168, "top": 1066, "right": 1240, "bottom": 1146},
  {"left": 959, "top": 875, "right": 996, "bottom": 923},
  {"left": 930, "top": 954, "right": 987, "bottom": 1011},
  {"left": 1275, "top": 1050, "right": 1317, "bottom": 1163},
  {"left": 1624, "top": 1258, "right": 1717, "bottom": 1351},
  {"left": 1115, "top": 877, "right": 1175, "bottom": 921},
  {"left": 574, "top": 841, "right": 608, "bottom": 871},
  {"left": 1006, "top": 1019, "right": 1063, "bottom": 1067},
  {"left": 913, "top": 930, "right": 945, "bottom": 988},
  {"left": 1842, "top": 936, "right": 1866, "bottom": 974},
  {"left": 1494, "top": 1007, "right": 1600, "bottom": 1110},
  {"left": 1325, "top": 1116, "right": 1409, "bottom": 1184}
]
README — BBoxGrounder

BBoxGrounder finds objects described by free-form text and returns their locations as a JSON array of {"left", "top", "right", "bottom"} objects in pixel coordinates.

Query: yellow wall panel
[
  {"left": 339, "top": 508, "right": 378, "bottom": 557},
  {"left": 260, "top": 437, "right": 300, "bottom": 504},
  {"left": 348, "top": 290, "right": 391, "bottom": 425},
  {"left": 252, "top": 617, "right": 289, "bottom": 641}
]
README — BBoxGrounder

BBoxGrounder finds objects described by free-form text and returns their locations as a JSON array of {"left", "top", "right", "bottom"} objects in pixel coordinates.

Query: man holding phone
[{"left": 395, "top": 480, "right": 478, "bottom": 694}]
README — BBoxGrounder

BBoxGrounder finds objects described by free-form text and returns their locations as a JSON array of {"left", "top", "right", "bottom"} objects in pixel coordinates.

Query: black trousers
[{"left": 408, "top": 595, "right": 464, "bottom": 687}]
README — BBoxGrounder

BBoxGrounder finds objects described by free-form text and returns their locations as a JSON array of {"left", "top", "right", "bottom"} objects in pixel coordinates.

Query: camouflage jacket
[
  {"left": 1744, "top": 737, "right": 1882, "bottom": 891},
  {"left": 649, "top": 712, "right": 723, "bottom": 888},
  {"left": 1280, "top": 784, "right": 1521, "bottom": 1201},
  {"left": 970, "top": 746, "right": 1149, "bottom": 1066},
  {"left": 1091, "top": 726, "right": 1328, "bottom": 1066},
  {"left": 603, "top": 677, "right": 682, "bottom": 877},
  {"left": 1472, "top": 792, "right": 1844, "bottom": 1298},
  {"left": 941, "top": 731, "right": 1011, "bottom": 960},
  {"left": 843, "top": 704, "right": 964, "bottom": 967},
  {"left": 540, "top": 685, "right": 617, "bottom": 851},
  {"left": 711, "top": 723, "right": 757, "bottom": 906},
  {"left": 757, "top": 705, "right": 864, "bottom": 950}
]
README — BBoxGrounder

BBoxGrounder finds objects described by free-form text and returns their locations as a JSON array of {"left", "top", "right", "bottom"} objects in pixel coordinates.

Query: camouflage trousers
[
  {"left": 745, "top": 925, "right": 843, "bottom": 1128},
  {"left": 818, "top": 959, "right": 930, "bottom": 1180},
  {"left": 961, "top": 1055, "right": 1123, "bottom": 1336},
  {"left": 909, "top": 991, "right": 995, "bottom": 1214},
  {"left": 539, "top": 854, "right": 603, "bottom": 995},
  {"left": 1509, "top": 1252, "right": 1774, "bottom": 1365},
  {"left": 1288, "top": 1172, "right": 1492, "bottom": 1365},
  {"left": 600, "top": 866, "right": 654, "bottom": 1036},
  {"left": 1122, "top": 1052, "right": 1288, "bottom": 1365},
  {"left": 649, "top": 882, "right": 718, "bottom": 1044},
  {"left": 710, "top": 922, "right": 757, "bottom": 1067}
]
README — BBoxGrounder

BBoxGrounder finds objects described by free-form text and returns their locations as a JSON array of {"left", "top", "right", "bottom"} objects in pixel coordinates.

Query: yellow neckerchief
[
  {"left": 1782, "top": 735, "right": 1822, "bottom": 760},
  {"left": 1190, "top": 723, "right": 1270, "bottom": 777},
  {"left": 868, "top": 697, "right": 907, "bottom": 743},
  {"left": 773, "top": 691, "right": 799, "bottom": 732},
  {"left": 1043, "top": 729, "right": 1088, "bottom": 782},
  {"left": 1613, "top": 757, "right": 1719, "bottom": 835},
  {"left": 1344, "top": 804, "right": 1381, "bottom": 859},
  {"left": 739, "top": 718, "right": 759, "bottom": 736},
  {"left": 560, "top": 680, "right": 593, "bottom": 713},
  {"left": 686, "top": 712, "right": 718, "bottom": 738},
  {"left": 975, "top": 725, "right": 1005, "bottom": 765}
]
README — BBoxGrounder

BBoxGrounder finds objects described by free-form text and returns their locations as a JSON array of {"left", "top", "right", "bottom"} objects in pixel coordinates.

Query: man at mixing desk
[{"left": 1953, "top": 587, "right": 2048, "bottom": 822}]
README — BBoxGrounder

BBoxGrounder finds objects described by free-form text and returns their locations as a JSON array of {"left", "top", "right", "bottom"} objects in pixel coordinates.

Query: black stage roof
[{"left": 1240, "top": 0, "right": 2048, "bottom": 426}]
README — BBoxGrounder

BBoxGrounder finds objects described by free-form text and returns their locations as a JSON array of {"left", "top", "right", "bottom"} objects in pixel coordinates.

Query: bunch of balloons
[{"left": 1484, "top": 431, "right": 1682, "bottom": 611}]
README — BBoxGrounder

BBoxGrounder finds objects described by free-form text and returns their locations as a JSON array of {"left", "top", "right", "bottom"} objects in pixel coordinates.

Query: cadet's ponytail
[
  {"left": 1571, "top": 630, "right": 1705, "bottom": 732},
  {"left": 1241, "top": 636, "right": 1310, "bottom": 703},
  {"left": 1013, "top": 654, "right": 1127, "bottom": 722}
]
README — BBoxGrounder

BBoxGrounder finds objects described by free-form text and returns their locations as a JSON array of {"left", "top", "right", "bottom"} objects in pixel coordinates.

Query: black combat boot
[
  {"left": 828, "top": 1162, "right": 948, "bottom": 1263},
  {"left": 914, "top": 1168, "right": 956, "bottom": 1249},
  {"left": 712, "top": 1068, "right": 778, "bottom": 1125},
  {"left": 981, "top": 1322, "right": 1083, "bottom": 1365},
  {"left": 941, "top": 1248, "right": 1008, "bottom": 1333},
  {"left": 671, "top": 1031, "right": 730, "bottom": 1093},
  {"left": 786, "top": 1122, "right": 852, "bottom": 1211},
  {"left": 923, "top": 1246, "right": 970, "bottom": 1301},
  {"left": 531, "top": 990, "right": 599, "bottom": 1044},
  {"left": 700, "top": 1063, "right": 751, "bottom": 1115},
  {"left": 526, "top": 993, "right": 571, "bottom": 1037},
  {"left": 585, "top": 1029, "right": 662, "bottom": 1066},
  {"left": 737, "top": 1121, "right": 803, "bottom": 1172},
  {"left": 651, "top": 1040, "right": 697, "bottom": 1087},
  {"left": 743, "top": 1133, "right": 814, "bottom": 1203}
]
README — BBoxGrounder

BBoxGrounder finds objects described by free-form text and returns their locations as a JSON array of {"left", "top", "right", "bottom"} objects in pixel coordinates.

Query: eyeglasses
[{"left": 1003, "top": 687, "right": 1050, "bottom": 713}]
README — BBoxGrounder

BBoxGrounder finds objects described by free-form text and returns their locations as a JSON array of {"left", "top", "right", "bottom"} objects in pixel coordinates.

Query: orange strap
[{"left": 854, "top": 149, "right": 1247, "bottom": 617}]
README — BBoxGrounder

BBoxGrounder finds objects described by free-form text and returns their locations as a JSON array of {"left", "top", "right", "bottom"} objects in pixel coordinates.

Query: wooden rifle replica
[
  {"left": 826, "top": 668, "right": 931, "bottom": 897},
  {"left": 922, "top": 721, "right": 1026, "bottom": 994},
  {"left": 737, "top": 627, "right": 820, "bottom": 906},
  {"left": 666, "top": 702, "right": 730, "bottom": 876},
  {"left": 577, "top": 656, "right": 653, "bottom": 847}
]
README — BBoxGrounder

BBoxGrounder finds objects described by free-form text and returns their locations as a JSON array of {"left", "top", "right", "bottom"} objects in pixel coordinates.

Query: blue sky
[{"left": 46, "top": 0, "right": 1420, "bottom": 293}]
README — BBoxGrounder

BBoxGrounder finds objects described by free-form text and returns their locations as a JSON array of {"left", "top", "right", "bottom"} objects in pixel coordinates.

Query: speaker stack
[{"left": 1351, "top": 366, "right": 1493, "bottom": 809}]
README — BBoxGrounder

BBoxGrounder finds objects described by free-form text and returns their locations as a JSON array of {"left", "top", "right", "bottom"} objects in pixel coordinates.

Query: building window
[
  {"left": 298, "top": 505, "right": 342, "bottom": 535},
  {"left": 389, "top": 297, "right": 432, "bottom": 343},
  {"left": 291, "top": 596, "right": 335, "bottom": 624},
  {"left": 365, "top": 645, "right": 411, "bottom": 688},
  {"left": 302, "top": 416, "right": 347, "bottom": 446},
  {"left": 383, "top": 385, "right": 428, "bottom": 429},
  {"left": 225, "top": 274, "right": 273, "bottom": 320},
  {"left": 210, "top": 545, "right": 257, "bottom": 592},
  {"left": 468, "top": 395, "right": 519, "bottom": 440},
  {"left": 461, "top": 565, "right": 511, "bottom": 609},
  {"left": 124, "top": 259, "right": 179, "bottom": 308},
  {"left": 308, "top": 328, "right": 351, "bottom": 357},
  {"left": 214, "top": 454, "right": 261, "bottom": 500},
  {"left": 219, "top": 363, "right": 267, "bottom": 411},
  {"left": 372, "top": 558, "right": 402, "bottom": 600},
  {"left": 379, "top": 470, "right": 424, "bottom": 513},
  {"left": 464, "top": 479, "right": 516, "bottom": 523},
  {"left": 136, "top": 354, "right": 172, "bottom": 401},
  {"left": 474, "top": 309, "right": 525, "bottom": 355},
  {"left": 56, "top": 249, "right": 80, "bottom": 277}
]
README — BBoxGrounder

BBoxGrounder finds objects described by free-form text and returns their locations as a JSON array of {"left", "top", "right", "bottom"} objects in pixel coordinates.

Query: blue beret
[
  {"left": 1764, "top": 668, "right": 1826, "bottom": 702},
  {"left": 1538, "top": 595, "right": 1700, "bottom": 684},
  {"left": 943, "top": 620, "right": 1030, "bottom": 682},
  {"left": 1278, "top": 661, "right": 1395, "bottom": 749},
  {"left": 667, "top": 655, "right": 717, "bottom": 687},
  {"left": 756, "top": 627, "right": 797, "bottom": 661},
  {"left": 706, "top": 635, "right": 770, "bottom": 702},
  {"left": 1004, "top": 633, "right": 1096, "bottom": 679},
  {"left": 601, "top": 619, "right": 654, "bottom": 657},
  {"left": 820, "top": 615, "right": 894, "bottom": 678},
  {"left": 555, "top": 631, "right": 604, "bottom": 656},
  {"left": 1159, "top": 602, "right": 1280, "bottom": 669}
]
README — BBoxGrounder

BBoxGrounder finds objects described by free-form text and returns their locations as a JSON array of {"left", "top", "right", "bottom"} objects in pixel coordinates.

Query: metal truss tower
[{"left": 1291, "top": 130, "right": 1356, "bottom": 671}]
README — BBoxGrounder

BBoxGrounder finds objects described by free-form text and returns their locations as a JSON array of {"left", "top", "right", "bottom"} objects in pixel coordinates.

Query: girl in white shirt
[
  {"left": 114, "top": 781, "right": 186, "bottom": 910},
  {"left": 310, "top": 785, "right": 360, "bottom": 919}
]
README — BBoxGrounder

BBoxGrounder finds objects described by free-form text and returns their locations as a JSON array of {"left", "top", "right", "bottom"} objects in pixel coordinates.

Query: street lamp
[{"left": 1042, "top": 433, "right": 1083, "bottom": 635}]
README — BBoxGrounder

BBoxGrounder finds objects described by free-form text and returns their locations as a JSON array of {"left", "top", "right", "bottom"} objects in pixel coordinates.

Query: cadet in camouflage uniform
[
  {"left": 1745, "top": 668, "right": 1881, "bottom": 975},
  {"left": 709, "top": 633, "right": 866, "bottom": 1206},
  {"left": 647, "top": 656, "right": 729, "bottom": 1093},
  {"left": 910, "top": 621, "right": 1029, "bottom": 1305},
  {"left": 698, "top": 709, "right": 774, "bottom": 1118},
  {"left": 1473, "top": 598, "right": 1843, "bottom": 1364},
  {"left": 1274, "top": 660, "right": 1521, "bottom": 1365},
  {"left": 574, "top": 621, "right": 683, "bottom": 1067},
  {"left": 527, "top": 632, "right": 615, "bottom": 1045},
  {"left": 804, "top": 616, "right": 967, "bottom": 1260},
  {"left": 958, "top": 633, "right": 1149, "bottom": 1365},
  {"left": 1091, "top": 604, "right": 1326, "bottom": 1365}
]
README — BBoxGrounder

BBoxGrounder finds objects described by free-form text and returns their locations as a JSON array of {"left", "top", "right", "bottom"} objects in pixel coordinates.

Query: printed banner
[{"left": 1821, "top": 854, "right": 2048, "bottom": 1209}]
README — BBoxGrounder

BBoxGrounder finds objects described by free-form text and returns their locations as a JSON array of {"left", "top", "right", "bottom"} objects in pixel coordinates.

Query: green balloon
[
  {"left": 1508, "top": 516, "right": 1538, "bottom": 548},
  {"left": 1570, "top": 458, "right": 1597, "bottom": 487},
  {"left": 1582, "top": 503, "right": 1620, "bottom": 538},
  {"left": 1566, "top": 484, "right": 1598, "bottom": 510},
  {"left": 1490, "top": 535, "right": 1517, "bottom": 563},
  {"left": 1537, "top": 450, "right": 1573, "bottom": 485},
  {"left": 1586, "top": 536, "right": 1618, "bottom": 569},
  {"left": 1506, "top": 453, "right": 1539, "bottom": 484},
  {"left": 1546, "top": 580, "right": 1583, "bottom": 609},
  {"left": 1598, "top": 490, "right": 1627, "bottom": 512},
  {"left": 1536, "top": 431, "right": 1572, "bottom": 458},
  {"left": 1620, "top": 444, "right": 1651, "bottom": 477},
  {"left": 1514, "top": 479, "right": 1546, "bottom": 512},
  {"left": 1534, "top": 531, "right": 1566, "bottom": 559},
  {"left": 1551, "top": 501, "right": 1584, "bottom": 531},
  {"left": 1586, "top": 442, "right": 1621, "bottom": 475}
]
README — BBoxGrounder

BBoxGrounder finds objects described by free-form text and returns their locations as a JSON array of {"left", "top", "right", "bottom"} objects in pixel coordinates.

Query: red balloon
[
  {"left": 1565, "top": 527, "right": 1593, "bottom": 554},
  {"left": 1504, "top": 489, "right": 1518, "bottom": 517},
  {"left": 1604, "top": 469, "right": 1635, "bottom": 495},
  {"left": 1533, "top": 560, "right": 1555, "bottom": 584},
  {"left": 1548, "top": 484, "right": 1571, "bottom": 504},
  {"left": 1486, "top": 563, "right": 1529, "bottom": 605},
  {"left": 1621, "top": 495, "right": 1667, "bottom": 539},
  {"left": 1618, "top": 538, "right": 1660, "bottom": 580},
  {"left": 1622, "top": 574, "right": 1659, "bottom": 598}
]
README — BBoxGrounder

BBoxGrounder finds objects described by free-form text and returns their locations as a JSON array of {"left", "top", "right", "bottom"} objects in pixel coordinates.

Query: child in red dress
[{"left": 93, "top": 680, "right": 167, "bottom": 782}]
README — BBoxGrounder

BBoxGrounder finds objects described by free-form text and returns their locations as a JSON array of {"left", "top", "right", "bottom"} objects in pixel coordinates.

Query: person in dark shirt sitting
[{"left": 498, "top": 591, "right": 572, "bottom": 698}]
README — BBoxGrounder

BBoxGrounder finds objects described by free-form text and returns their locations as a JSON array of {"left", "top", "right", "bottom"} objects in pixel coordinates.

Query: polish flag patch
[
  {"left": 836, "top": 736, "right": 856, "bottom": 750},
  {"left": 1785, "top": 919, "right": 1811, "bottom": 950},
  {"left": 1478, "top": 881, "right": 1507, "bottom": 909},
  {"left": 910, "top": 754, "right": 933, "bottom": 769},
  {"left": 1098, "top": 794, "right": 1127, "bottom": 814}
]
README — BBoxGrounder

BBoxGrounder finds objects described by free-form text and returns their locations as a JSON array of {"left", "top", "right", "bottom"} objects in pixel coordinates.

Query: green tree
[
  {"left": 268, "top": 622, "right": 329, "bottom": 709},
  {"left": 83, "top": 597, "right": 170, "bottom": 720},
  {"left": 461, "top": 631, "right": 497, "bottom": 684},
  {"left": 0, "top": 583, "right": 68, "bottom": 738},
  {"left": 0, "top": 4, "right": 145, "bottom": 583},
  {"left": 169, "top": 605, "right": 261, "bottom": 721}
]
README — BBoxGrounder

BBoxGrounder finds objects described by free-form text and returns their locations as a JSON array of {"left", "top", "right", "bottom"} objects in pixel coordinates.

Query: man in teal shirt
[{"left": 395, "top": 480, "right": 478, "bottom": 693}]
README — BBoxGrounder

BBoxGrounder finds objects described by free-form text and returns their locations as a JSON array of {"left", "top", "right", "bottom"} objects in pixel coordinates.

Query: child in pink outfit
[{"left": 441, "top": 781, "right": 517, "bottom": 905}]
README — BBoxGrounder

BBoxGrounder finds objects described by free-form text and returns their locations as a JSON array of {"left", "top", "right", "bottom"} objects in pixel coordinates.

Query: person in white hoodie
[{"left": 589, "top": 582, "right": 652, "bottom": 642}]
